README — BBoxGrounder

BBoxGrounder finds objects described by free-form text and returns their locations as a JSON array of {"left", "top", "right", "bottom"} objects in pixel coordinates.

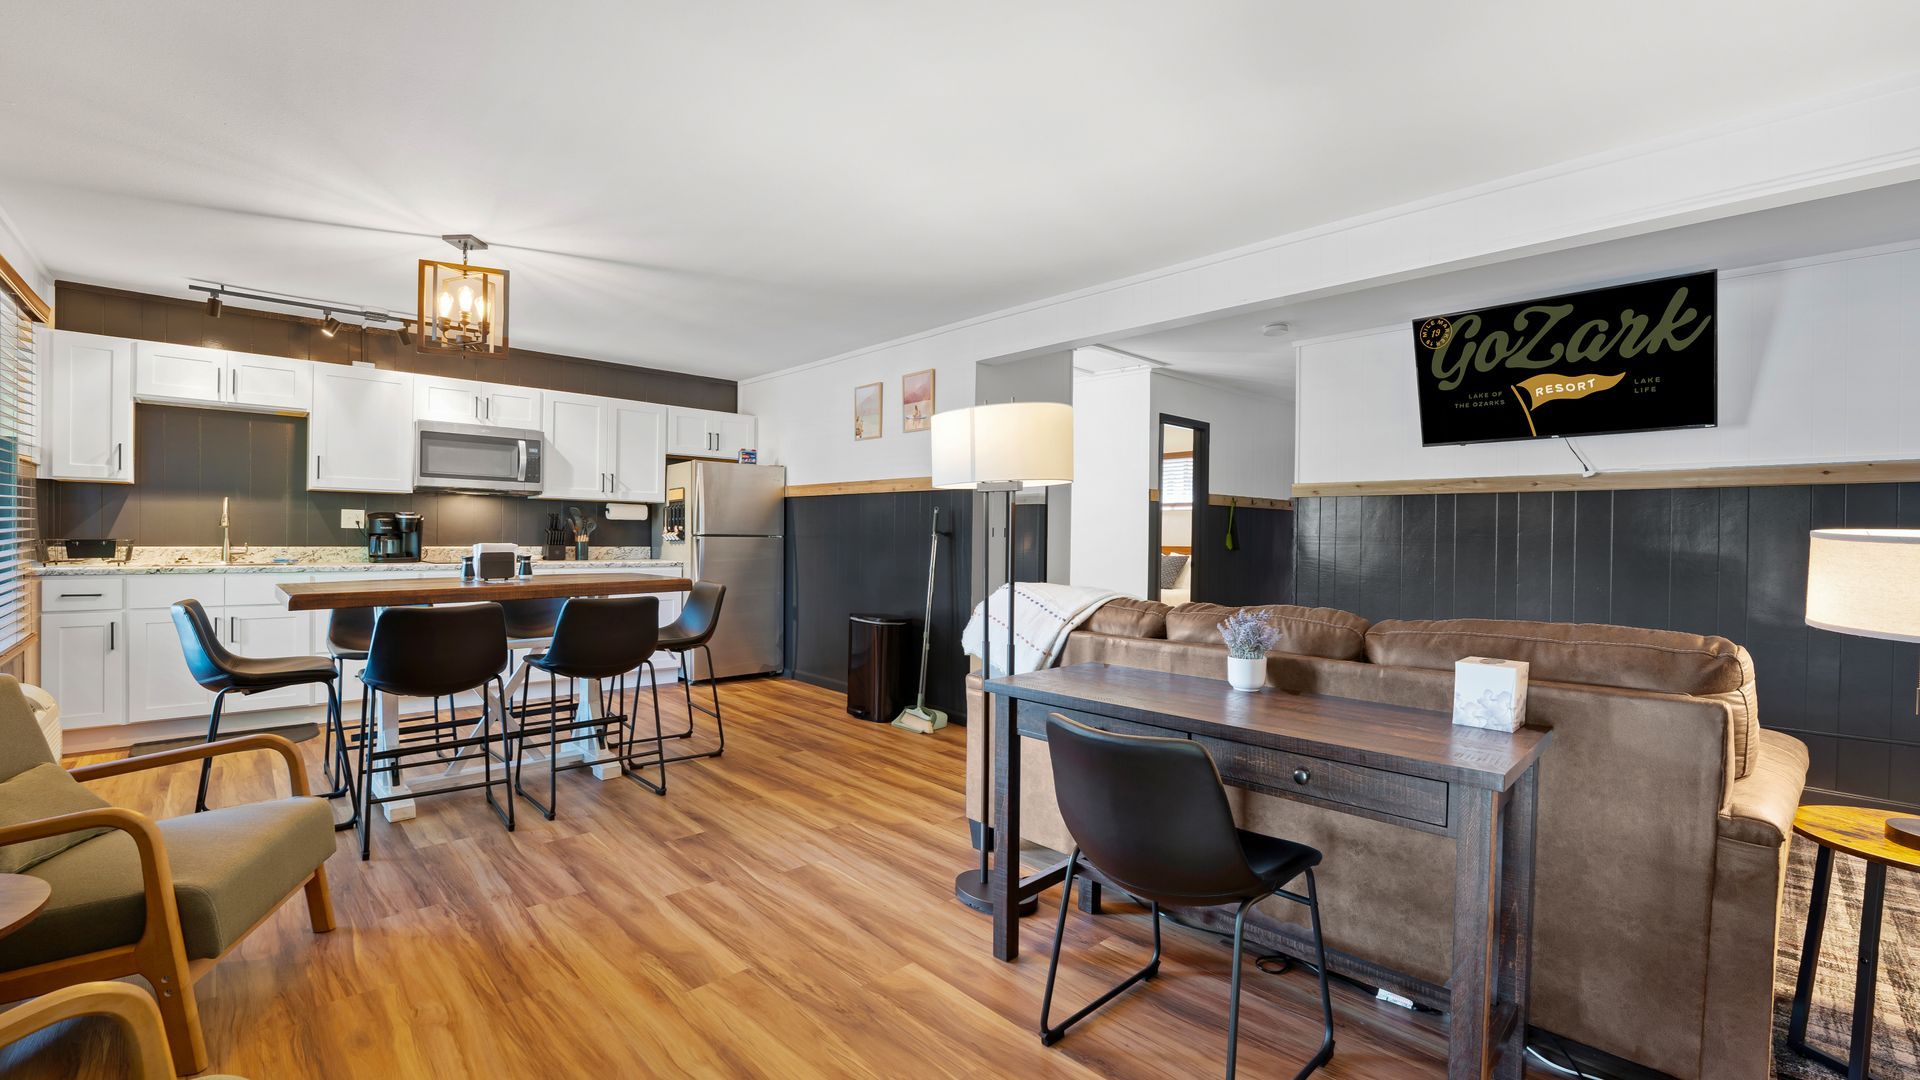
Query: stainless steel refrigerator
[{"left": 660, "top": 460, "right": 786, "bottom": 680}]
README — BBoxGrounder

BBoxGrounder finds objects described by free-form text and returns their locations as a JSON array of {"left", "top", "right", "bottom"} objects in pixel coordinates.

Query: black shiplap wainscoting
[
  {"left": 1292, "top": 486, "right": 1920, "bottom": 808},
  {"left": 1199, "top": 502, "right": 1294, "bottom": 606},
  {"left": 784, "top": 490, "right": 975, "bottom": 722}
]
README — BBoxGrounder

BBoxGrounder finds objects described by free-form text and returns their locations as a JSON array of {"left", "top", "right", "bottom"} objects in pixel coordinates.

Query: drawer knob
[{"left": 1292, "top": 767, "right": 1312, "bottom": 785}]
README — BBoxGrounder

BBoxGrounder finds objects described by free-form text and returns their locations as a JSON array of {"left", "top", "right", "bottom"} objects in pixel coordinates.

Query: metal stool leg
[
  {"left": 1294, "top": 869, "right": 1336, "bottom": 1080},
  {"left": 1039, "top": 850, "right": 1161, "bottom": 1046},
  {"left": 193, "top": 689, "right": 231, "bottom": 813},
  {"left": 357, "top": 689, "right": 375, "bottom": 861},
  {"left": 624, "top": 662, "right": 669, "bottom": 795},
  {"left": 321, "top": 681, "right": 358, "bottom": 832}
]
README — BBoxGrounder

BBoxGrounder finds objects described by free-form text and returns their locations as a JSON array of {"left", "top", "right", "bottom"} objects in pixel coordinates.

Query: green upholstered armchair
[{"left": 0, "top": 675, "right": 336, "bottom": 1075}]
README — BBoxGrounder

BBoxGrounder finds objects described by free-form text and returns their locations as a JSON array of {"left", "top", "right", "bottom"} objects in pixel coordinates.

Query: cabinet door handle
[
  {"left": 217, "top": 368, "right": 222, "bottom": 398},
  {"left": 610, "top": 472, "right": 616, "bottom": 492},
  {"left": 108, "top": 622, "right": 115, "bottom": 651},
  {"left": 116, "top": 443, "right": 124, "bottom": 473},
  {"left": 58, "top": 592, "right": 103, "bottom": 598},
  {"left": 315, "top": 455, "right": 322, "bottom": 476}
]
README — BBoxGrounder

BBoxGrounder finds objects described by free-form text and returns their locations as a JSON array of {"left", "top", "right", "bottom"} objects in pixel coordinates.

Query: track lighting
[
  {"left": 321, "top": 312, "right": 341, "bottom": 337},
  {"left": 207, "top": 293, "right": 223, "bottom": 318}
]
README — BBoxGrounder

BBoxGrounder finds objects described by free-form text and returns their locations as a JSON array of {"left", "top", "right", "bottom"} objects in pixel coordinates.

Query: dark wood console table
[{"left": 983, "top": 662, "right": 1552, "bottom": 1079}]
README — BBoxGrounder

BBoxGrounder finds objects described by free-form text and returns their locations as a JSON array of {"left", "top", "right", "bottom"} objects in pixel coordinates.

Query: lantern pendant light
[{"left": 417, "top": 234, "right": 509, "bottom": 356}]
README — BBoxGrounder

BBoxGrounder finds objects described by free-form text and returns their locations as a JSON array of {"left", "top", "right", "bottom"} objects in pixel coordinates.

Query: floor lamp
[
  {"left": 1806, "top": 528, "right": 1920, "bottom": 844},
  {"left": 932, "top": 401, "right": 1073, "bottom": 916}
]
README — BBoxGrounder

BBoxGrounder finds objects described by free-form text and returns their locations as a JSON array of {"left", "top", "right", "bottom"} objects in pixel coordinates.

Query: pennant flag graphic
[{"left": 1510, "top": 372, "right": 1627, "bottom": 436}]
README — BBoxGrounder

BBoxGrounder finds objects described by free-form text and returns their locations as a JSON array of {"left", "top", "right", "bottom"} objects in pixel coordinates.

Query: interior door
[
  {"left": 227, "top": 353, "right": 312, "bottom": 412},
  {"left": 540, "top": 391, "right": 609, "bottom": 499},
  {"left": 133, "top": 341, "right": 225, "bottom": 405},
  {"left": 608, "top": 401, "right": 666, "bottom": 502}
]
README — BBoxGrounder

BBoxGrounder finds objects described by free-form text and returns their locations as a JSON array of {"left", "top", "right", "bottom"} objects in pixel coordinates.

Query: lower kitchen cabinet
[{"left": 40, "top": 611, "right": 126, "bottom": 730}]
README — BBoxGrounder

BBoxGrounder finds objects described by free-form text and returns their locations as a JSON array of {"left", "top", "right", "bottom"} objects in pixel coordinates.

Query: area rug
[
  {"left": 1773, "top": 835, "right": 1920, "bottom": 1077},
  {"left": 129, "top": 721, "right": 319, "bottom": 757}
]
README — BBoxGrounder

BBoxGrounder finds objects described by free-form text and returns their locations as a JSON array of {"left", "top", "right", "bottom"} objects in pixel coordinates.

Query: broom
[{"left": 893, "top": 508, "right": 950, "bottom": 733}]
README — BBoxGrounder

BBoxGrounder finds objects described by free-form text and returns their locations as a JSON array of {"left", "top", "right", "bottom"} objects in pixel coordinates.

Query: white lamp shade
[
  {"left": 930, "top": 402, "right": 1073, "bottom": 489},
  {"left": 1806, "top": 528, "right": 1920, "bottom": 642}
]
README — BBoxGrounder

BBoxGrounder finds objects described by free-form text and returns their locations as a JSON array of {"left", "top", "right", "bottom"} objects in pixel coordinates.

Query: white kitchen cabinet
[
  {"left": 224, "top": 604, "right": 320, "bottom": 712},
  {"left": 133, "top": 341, "right": 225, "bottom": 404},
  {"left": 125, "top": 606, "right": 216, "bottom": 724},
  {"left": 45, "top": 330, "right": 135, "bottom": 482},
  {"left": 134, "top": 343, "right": 312, "bottom": 414},
  {"left": 666, "top": 406, "right": 756, "bottom": 459},
  {"left": 540, "top": 390, "right": 613, "bottom": 500},
  {"left": 415, "top": 374, "right": 543, "bottom": 429},
  {"left": 310, "top": 366, "right": 414, "bottom": 492},
  {"left": 608, "top": 401, "right": 667, "bottom": 503},
  {"left": 41, "top": 610, "right": 126, "bottom": 729},
  {"left": 226, "top": 352, "right": 312, "bottom": 412}
]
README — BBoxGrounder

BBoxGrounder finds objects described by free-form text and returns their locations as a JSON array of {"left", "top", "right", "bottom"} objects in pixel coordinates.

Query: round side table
[
  {"left": 1788, "top": 805, "right": 1920, "bottom": 1080},
  {"left": 0, "top": 873, "right": 50, "bottom": 940}
]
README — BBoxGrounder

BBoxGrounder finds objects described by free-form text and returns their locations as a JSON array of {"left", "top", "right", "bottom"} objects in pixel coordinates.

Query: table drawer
[
  {"left": 41, "top": 578, "right": 124, "bottom": 612},
  {"left": 1195, "top": 735, "right": 1449, "bottom": 828},
  {"left": 1015, "top": 701, "right": 1187, "bottom": 742}
]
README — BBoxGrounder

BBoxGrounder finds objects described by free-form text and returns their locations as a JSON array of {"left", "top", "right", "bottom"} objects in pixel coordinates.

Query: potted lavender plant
[{"left": 1218, "top": 609, "right": 1278, "bottom": 692}]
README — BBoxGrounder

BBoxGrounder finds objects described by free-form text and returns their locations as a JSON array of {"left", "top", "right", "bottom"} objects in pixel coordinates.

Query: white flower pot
[{"left": 1226, "top": 655, "right": 1267, "bottom": 692}]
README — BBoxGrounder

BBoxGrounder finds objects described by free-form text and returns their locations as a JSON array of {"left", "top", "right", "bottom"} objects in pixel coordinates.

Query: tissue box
[{"left": 1453, "top": 657, "right": 1529, "bottom": 731}]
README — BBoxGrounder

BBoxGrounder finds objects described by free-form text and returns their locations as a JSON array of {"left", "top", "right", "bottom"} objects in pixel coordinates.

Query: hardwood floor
[{"left": 1, "top": 677, "right": 1532, "bottom": 1078}]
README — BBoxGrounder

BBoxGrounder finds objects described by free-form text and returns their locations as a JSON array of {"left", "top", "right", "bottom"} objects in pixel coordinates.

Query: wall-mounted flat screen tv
[{"left": 1412, "top": 271, "right": 1717, "bottom": 446}]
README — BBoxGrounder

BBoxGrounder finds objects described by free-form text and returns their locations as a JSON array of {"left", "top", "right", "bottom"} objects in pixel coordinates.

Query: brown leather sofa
[{"left": 965, "top": 600, "right": 1807, "bottom": 1079}]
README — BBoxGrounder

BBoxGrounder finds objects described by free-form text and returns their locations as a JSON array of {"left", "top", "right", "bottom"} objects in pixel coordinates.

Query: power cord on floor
[{"left": 1525, "top": 1031, "right": 1595, "bottom": 1079}]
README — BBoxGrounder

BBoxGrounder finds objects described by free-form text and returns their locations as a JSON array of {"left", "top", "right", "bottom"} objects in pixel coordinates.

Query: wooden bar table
[
  {"left": 280, "top": 572, "right": 691, "bottom": 821},
  {"left": 983, "top": 663, "right": 1552, "bottom": 1080}
]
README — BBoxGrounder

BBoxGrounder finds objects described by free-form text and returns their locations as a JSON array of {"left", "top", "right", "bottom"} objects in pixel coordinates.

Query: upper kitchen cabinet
[
  {"left": 607, "top": 400, "right": 667, "bottom": 503},
  {"left": 414, "top": 374, "right": 543, "bottom": 429},
  {"left": 538, "top": 392, "right": 664, "bottom": 502},
  {"left": 45, "top": 330, "right": 135, "bottom": 482},
  {"left": 539, "top": 389, "right": 612, "bottom": 501},
  {"left": 133, "top": 342, "right": 312, "bottom": 413},
  {"left": 309, "top": 365, "right": 414, "bottom": 492},
  {"left": 665, "top": 405, "right": 756, "bottom": 459}
]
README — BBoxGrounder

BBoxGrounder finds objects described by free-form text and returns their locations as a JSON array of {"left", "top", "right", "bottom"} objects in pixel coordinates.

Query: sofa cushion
[
  {"left": 1085, "top": 598, "right": 1172, "bottom": 639},
  {"left": 1165, "top": 603, "right": 1370, "bottom": 660},
  {"left": 0, "top": 796, "right": 335, "bottom": 972},
  {"left": 1364, "top": 618, "right": 1752, "bottom": 695},
  {"left": 0, "top": 762, "right": 113, "bottom": 874}
]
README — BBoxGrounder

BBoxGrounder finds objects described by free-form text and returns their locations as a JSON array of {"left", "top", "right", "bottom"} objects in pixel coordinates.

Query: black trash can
[{"left": 847, "top": 614, "right": 910, "bottom": 721}]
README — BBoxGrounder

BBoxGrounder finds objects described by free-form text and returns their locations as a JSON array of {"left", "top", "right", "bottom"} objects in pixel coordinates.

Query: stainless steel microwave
[{"left": 413, "top": 420, "right": 544, "bottom": 495}]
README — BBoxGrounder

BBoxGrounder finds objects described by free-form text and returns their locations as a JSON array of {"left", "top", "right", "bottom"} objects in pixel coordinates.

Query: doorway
[{"left": 1150, "top": 415, "right": 1208, "bottom": 603}]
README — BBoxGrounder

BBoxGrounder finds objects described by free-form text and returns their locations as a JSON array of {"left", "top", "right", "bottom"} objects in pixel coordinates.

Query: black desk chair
[
  {"left": 513, "top": 595, "right": 669, "bottom": 817},
  {"left": 170, "top": 599, "right": 343, "bottom": 819},
  {"left": 647, "top": 582, "right": 727, "bottom": 765},
  {"left": 1040, "top": 713, "right": 1336, "bottom": 1080},
  {"left": 501, "top": 598, "right": 564, "bottom": 648},
  {"left": 355, "top": 602, "right": 513, "bottom": 860}
]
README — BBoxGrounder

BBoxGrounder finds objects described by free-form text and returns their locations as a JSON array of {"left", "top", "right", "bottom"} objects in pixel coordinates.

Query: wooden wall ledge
[
  {"left": 1149, "top": 490, "right": 1292, "bottom": 511},
  {"left": 785, "top": 476, "right": 933, "bottom": 497},
  {"left": 1291, "top": 460, "right": 1920, "bottom": 498}
]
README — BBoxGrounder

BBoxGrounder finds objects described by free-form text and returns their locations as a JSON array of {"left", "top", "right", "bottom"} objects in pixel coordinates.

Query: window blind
[
  {"left": 1160, "top": 455, "right": 1194, "bottom": 505},
  {"left": 0, "top": 291, "right": 34, "bottom": 654}
]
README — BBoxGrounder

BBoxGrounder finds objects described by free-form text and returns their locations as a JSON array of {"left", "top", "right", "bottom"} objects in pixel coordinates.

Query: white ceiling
[
  {"left": 1112, "top": 179, "right": 1920, "bottom": 398},
  {"left": 4, "top": 2, "right": 1920, "bottom": 380}
]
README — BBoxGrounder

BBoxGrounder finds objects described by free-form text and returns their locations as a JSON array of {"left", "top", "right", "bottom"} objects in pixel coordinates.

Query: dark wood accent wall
[
  {"left": 1198, "top": 502, "right": 1293, "bottom": 606},
  {"left": 785, "top": 490, "right": 974, "bottom": 722},
  {"left": 54, "top": 281, "right": 737, "bottom": 410},
  {"left": 1292, "top": 486, "right": 1920, "bottom": 808},
  {"left": 41, "top": 281, "right": 739, "bottom": 551}
]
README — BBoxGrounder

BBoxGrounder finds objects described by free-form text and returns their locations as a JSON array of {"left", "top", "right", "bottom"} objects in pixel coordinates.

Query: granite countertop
[{"left": 29, "top": 545, "right": 683, "bottom": 577}]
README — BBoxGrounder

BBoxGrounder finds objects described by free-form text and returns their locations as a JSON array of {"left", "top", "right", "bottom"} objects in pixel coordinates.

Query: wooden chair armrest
[
  {"left": 70, "top": 732, "right": 312, "bottom": 797},
  {"left": 0, "top": 982, "right": 175, "bottom": 1079},
  {"left": 0, "top": 807, "right": 177, "bottom": 922}
]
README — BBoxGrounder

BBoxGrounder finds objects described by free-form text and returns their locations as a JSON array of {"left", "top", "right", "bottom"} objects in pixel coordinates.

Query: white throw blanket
[{"left": 961, "top": 583, "right": 1122, "bottom": 678}]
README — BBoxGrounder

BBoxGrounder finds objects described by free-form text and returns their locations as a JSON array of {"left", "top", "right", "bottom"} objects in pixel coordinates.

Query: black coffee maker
[{"left": 366, "top": 511, "right": 423, "bottom": 562}]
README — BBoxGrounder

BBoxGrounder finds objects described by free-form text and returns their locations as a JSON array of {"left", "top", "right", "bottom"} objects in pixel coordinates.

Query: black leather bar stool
[
  {"left": 514, "top": 596, "right": 668, "bottom": 817},
  {"left": 1039, "top": 714, "right": 1336, "bottom": 1080},
  {"left": 644, "top": 582, "right": 727, "bottom": 765},
  {"left": 171, "top": 599, "right": 342, "bottom": 818},
  {"left": 319, "top": 605, "right": 375, "bottom": 823},
  {"left": 355, "top": 602, "right": 514, "bottom": 860}
]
